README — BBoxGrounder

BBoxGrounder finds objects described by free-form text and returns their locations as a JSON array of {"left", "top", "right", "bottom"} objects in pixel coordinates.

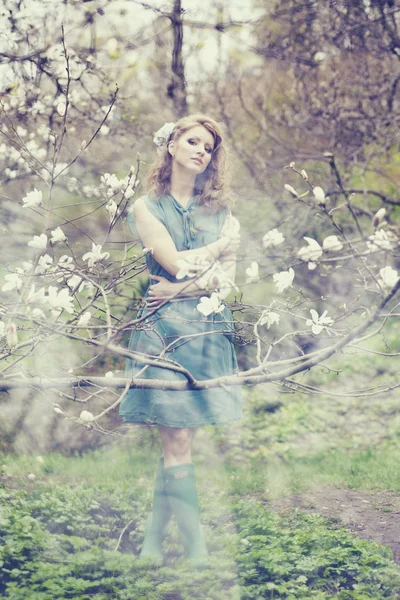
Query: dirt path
[{"left": 266, "top": 486, "right": 400, "bottom": 565}]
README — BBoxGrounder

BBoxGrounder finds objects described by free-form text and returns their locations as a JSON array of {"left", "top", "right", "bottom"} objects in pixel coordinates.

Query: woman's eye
[{"left": 188, "top": 139, "right": 213, "bottom": 153}]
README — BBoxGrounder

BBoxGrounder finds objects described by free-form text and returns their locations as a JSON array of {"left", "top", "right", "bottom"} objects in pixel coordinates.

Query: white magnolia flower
[
  {"left": 6, "top": 323, "right": 18, "bottom": 347},
  {"left": 273, "top": 267, "right": 295, "bottom": 293},
  {"left": 262, "top": 228, "right": 285, "bottom": 249},
  {"left": 206, "top": 268, "right": 238, "bottom": 299},
  {"left": 245, "top": 261, "right": 260, "bottom": 284},
  {"left": 220, "top": 214, "right": 241, "bottom": 237},
  {"left": 2, "top": 273, "right": 22, "bottom": 292},
  {"left": 58, "top": 255, "right": 75, "bottom": 271},
  {"left": 16, "top": 261, "right": 33, "bottom": 274},
  {"left": 56, "top": 102, "right": 66, "bottom": 116},
  {"left": 378, "top": 266, "right": 399, "bottom": 290},
  {"left": 0, "top": 321, "right": 5, "bottom": 337},
  {"left": 314, "top": 51, "right": 327, "bottom": 62},
  {"left": 180, "top": 258, "right": 238, "bottom": 299},
  {"left": 28, "top": 234, "right": 47, "bottom": 251},
  {"left": 79, "top": 410, "right": 95, "bottom": 423},
  {"left": 367, "top": 229, "right": 396, "bottom": 252},
  {"left": 34, "top": 254, "right": 53, "bottom": 274},
  {"left": 47, "top": 286, "right": 74, "bottom": 314},
  {"left": 197, "top": 292, "right": 224, "bottom": 316},
  {"left": 100, "top": 125, "right": 110, "bottom": 136},
  {"left": 50, "top": 227, "right": 67, "bottom": 244},
  {"left": 53, "top": 406, "right": 65, "bottom": 415},
  {"left": 176, "top": 255, "right": 212, "bottom": 280},
  {"left": 153, "top": 122, "right": 175, "bottom": 147},
  {"left": 16, "top": 126, "right": 27, "bottom": 137},
  {"left": 22, "top": 188, "right": 43, "bottom": 208},
  {"left": 297, "top": 237, "right": 323, "bottom": 263},
  {"left": 306, "top": 309, "right": 334, "bottom": 335},
  {"left": 105, "top": 37, "right": 118, "bottom": 55},
  {"left": 54, "top": 162, "right": 69, "bottom": 177},
  {"left": 26, "top": 285, "right": 47, "bottom": 305},
  {"left": 82, "top": 243, "right": 110, "bottom": 269},
  {"left": 301, "top": 169, "right": 308, "bottom": 180},
  {"left": 313, "top": 186, "right": 327, "bottom": 205},
  {"left": 214, "top": 274, "right": 236, "bottom": 299},
  {"left": 32, "top": 308, "right": 46, "bottom": 319},
  {"left": 106, "top": 200, "right": 118, "bottom": 222},
  {"left": 77, "top": 311, "right": 92, "bottom": 327},
  {"left": 101, "top": 173, "right": 121, "bottom": 192},
  {"left": 260, "top": 310, "right": 280, "bottom": 328},
  {"left": 105, "top": 371, "right": 114, "bottom": 378},
  {"left": 284, "top": 184, "right": 298, "bottom": 197},
  {"left": 308, "top": 261, "right": 317, "bottom": 270},
  {"left": 372, "top": 208, "right": 386, "bottom": 228},
  {"left": 67, "top": 274, "right": 86, "bottom": 293},
  {"left": 123, "top": 187, "right": 133, "bottom": 200},
  {"left": 322, "top": 235, "right": 343, "bottom": 252}
]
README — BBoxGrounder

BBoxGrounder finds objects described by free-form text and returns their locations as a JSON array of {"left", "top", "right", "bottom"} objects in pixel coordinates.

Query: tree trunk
[{"left": 168, "top": 0, "right": 188, "bottom": 117}]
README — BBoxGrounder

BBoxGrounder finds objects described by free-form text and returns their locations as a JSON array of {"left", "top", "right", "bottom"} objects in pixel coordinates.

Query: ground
[{"left": 267, "top": 486, "right": 400, "bottom": 565}]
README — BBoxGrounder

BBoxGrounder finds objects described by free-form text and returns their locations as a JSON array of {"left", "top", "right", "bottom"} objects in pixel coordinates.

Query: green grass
[
  {"left": 1, "top": 438, "right": 400, "bottom": 599},
  {"left": 1, "top": 330, "right": 400, "bottom": 598}
]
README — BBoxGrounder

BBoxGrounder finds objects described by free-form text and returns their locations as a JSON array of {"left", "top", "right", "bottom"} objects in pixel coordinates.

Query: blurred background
[{"left": 0, "top": 0, "right": 399, "bottom": 454}]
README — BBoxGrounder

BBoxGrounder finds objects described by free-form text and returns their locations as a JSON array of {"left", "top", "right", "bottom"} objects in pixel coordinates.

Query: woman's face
[{"left": 169, "top": 125, "right": 215, "bottom": 174}]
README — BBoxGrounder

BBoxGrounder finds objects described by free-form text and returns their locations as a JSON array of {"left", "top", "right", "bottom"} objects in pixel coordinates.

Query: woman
[{"left": 119, "top": 114, "right": 242, "bottom": 563}]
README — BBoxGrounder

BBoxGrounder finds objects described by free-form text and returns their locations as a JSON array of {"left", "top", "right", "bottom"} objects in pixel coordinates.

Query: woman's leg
[
  {"left": 158, "top": 426, "right": 207, "bottom": 561},
  {"left": 158, "top": 425, "right": 195, "bottom": 467}
]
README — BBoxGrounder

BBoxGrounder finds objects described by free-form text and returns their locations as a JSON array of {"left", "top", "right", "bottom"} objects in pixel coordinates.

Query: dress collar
[
  {"left": 167, "top": 193, "right": 198, "bottom": 246},
  {"left": 168, "top": 193, "right": 196, "bottom": 213}
]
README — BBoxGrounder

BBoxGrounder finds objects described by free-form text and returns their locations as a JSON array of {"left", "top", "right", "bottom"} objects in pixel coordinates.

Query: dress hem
[{"left": 120, "top": 414, "right": 242, "bottom": 428}]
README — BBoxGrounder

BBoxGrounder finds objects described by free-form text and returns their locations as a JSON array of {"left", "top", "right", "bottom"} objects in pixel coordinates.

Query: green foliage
[
  {"left": 2, "top": 332, "right": 400, "bottom": 599},
  {"left": 1, "top": 443, "right": 400, "bottom": 599},
  {"left": 234, "top": 500, "right": 400, "bottom": 599}
]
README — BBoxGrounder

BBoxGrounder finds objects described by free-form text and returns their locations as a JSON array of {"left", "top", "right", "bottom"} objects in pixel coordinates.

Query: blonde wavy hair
[{"left": 145, "top": 114, "right": 232, "bottom": 210}]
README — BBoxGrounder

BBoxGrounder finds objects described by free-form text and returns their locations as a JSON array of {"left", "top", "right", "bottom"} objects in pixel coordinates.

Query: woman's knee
[{"left": 160, "top": 427, "right": 192, "bottom": 457}]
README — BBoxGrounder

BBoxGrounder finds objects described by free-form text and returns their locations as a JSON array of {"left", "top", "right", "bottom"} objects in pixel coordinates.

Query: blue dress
[{"left": 119, "top": 193, "right": 242, "bottom": 428}]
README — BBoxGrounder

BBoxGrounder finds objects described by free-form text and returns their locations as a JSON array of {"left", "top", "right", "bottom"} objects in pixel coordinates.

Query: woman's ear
[{"left": 168, "top": 141, "right": 175, "bottom": 156}]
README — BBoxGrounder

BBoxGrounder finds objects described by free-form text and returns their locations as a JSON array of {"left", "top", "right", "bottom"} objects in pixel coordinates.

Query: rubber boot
[
  {"left": 163, "top": 463, "right": 208, "bottom": 564},
  {"left": 140, "top": 457, "right": 171, "bottom": 560}
]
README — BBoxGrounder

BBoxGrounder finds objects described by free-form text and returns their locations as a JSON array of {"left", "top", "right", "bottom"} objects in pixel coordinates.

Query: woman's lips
[{"left": 191, "top": 158, "right": 203, "bottom": 165}]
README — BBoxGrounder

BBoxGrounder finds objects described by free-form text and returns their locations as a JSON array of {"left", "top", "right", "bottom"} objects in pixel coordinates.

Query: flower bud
[
  {"left": 56, "top": 102, "right": 66, "bottom": 117},
  {"left": 6, "top": 323, "right": 18, "bottom": 347},
  {"left": 372, "top": 207, "right": 386, "bottom": 228},
  {"left": 301, "top": 169, "right": 308, "bottom": 180},
  {"left": 80, "top": 410, "right": 94, "bottom": 423},
  {"left": 284, "top": 184, "right": 298, "bottom": 197},
  {"left": 313, "top": 186, "right": 326, "bottom": 206}
]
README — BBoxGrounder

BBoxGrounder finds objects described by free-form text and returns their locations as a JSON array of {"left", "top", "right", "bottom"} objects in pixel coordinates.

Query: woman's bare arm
[
  {"left": 132, "top": 199, "right": 239, "bottom": 277},
  {"left": 147, "top": 251, "right": 238, "bottom": 308}
]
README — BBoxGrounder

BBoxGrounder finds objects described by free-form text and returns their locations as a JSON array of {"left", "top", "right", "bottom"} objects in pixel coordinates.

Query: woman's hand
[{"left": 146, "top": 275, "right": 176, "bottom": 308}]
